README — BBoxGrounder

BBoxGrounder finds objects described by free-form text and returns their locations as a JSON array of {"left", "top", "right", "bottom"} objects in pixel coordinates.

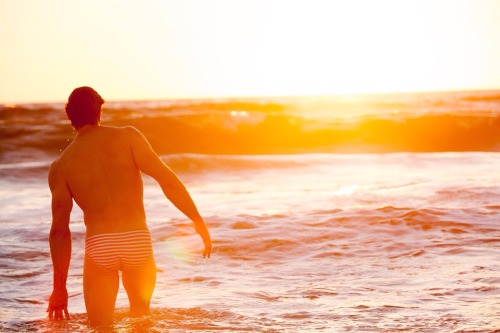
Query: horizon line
[{"left": 2, "top": 86, "right": 500, "bottom": 106}]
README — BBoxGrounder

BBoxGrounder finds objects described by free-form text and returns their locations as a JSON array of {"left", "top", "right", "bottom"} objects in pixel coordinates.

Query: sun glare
[{"left": 163, "top": 238, "right": 194, "bottom": 265}]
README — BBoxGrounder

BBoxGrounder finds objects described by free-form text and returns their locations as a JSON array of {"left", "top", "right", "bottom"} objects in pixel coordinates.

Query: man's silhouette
[{"left": 47, "top": 86, "right": 211, "bottom": 325}]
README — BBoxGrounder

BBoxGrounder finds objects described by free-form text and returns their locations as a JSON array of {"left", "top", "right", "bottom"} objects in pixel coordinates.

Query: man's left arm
[{"left": 47, "top": 162, "right": 73, "bottom": 320}]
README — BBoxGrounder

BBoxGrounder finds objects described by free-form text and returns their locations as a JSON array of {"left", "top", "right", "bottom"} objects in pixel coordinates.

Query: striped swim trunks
[{"left": 85, "top": 230, "right": 153, "bottom": 271}]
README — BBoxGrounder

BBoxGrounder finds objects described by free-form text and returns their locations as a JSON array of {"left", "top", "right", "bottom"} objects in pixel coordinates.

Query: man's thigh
[
  {"left": 83, "top": 253, "right": 119, "bottom": 325},
  {"left": 121, "top": 254, "right": 156, "bottom": 316}
]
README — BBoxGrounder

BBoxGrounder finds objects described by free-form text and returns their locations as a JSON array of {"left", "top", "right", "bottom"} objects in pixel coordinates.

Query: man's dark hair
[{"left": 65, "top": 86, "right": 105, "bottom": 129}]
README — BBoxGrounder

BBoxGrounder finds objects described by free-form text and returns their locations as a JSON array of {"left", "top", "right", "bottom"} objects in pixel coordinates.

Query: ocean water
[{"left": 0, "top": 91, "right": 499, "bottom": 332}]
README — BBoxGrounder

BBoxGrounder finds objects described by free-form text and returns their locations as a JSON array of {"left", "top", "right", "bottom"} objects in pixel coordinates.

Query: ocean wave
[
  {"left": 0, "top": 161, "right": 51, "bottom": 170},
  {"left": 2, "top": 91, "right": 500, "bottom": 164},
  {"left": 0, "top": 268, "right": 45, "bottom": 279},
  {"left": 163, "top": 153, "right": 306, "bottom": 173}
]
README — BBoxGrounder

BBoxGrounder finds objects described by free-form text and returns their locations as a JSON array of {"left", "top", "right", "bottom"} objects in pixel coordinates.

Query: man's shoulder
[
  {"left": 120, "top": 126, "right": 145, "bottom": 143},
  {"left": 49, "top": 153, "right": 71, "bottom": 177},
  {"left": 102, "top": 125, "right": 140, "bottom": 136},
  {"left": 101, "top": 125, "right": 137, "bottom": 130},
  {"left": 50, "top": 144, "right": 72, "bottom": 169},
  {"left": 50, "top": 153, "right": 66, "bottom": 170},
  {"left": 101, "top": 126, "right": 145, "bottom": 149},
  {"left": 49, "top": 159, "right": 59, "bottom": 173},
  {"left": 48, "top": 157, "right": 65, "bottom": 186}
]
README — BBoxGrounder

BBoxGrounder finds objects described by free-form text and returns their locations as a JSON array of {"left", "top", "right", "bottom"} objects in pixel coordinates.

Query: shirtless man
[{"left": 47, "top": 86, "right": 211, "bottom": 326}]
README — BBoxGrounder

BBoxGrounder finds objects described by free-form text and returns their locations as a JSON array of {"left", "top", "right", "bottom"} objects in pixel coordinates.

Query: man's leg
[
  {"left": 83, "top": 253, "right": 119, "bottom": 326},
  {"left": 122, "top": 254, "right": 156, "bottom": 316}
]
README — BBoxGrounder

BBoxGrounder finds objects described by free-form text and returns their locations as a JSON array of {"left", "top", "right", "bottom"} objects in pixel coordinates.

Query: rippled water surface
[{"left": 1, "top": 152, "right": 499, "bottom": 332}]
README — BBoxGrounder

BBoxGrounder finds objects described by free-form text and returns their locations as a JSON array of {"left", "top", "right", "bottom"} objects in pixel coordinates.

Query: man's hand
[
  {"left": 195, "top": 224, "right": 212, "bottom": 258},
  {"left": 47, "top": 287, "right": 70, "bottom": 320}
]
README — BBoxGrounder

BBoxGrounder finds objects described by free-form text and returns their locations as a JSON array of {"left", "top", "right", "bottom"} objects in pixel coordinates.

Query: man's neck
[{"left": 76, "top": 124, "right": 100, "bottom": 136}]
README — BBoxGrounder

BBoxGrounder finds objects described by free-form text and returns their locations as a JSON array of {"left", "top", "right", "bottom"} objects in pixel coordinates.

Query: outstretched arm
[
  {"left": 47, "top": 162, "right": 73, "bottom": 320},
  {"left": 129, "top": 127, "right": 212, "bottom": 258}
]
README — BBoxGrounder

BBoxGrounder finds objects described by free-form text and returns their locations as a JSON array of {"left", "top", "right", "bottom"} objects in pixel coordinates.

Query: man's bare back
[
  {"left": 47, "top": 87, "right": 211, "bottom": 326},
  {"left": 53, "top": 126, "right": 148, "bottom": 236}
]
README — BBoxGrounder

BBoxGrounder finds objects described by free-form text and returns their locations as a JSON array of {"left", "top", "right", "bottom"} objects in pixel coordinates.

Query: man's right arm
[
  {"left": 47, "top": 161, "right": 73, "bottom": 320},
  {"left": 128, "top": 127, "right": 212, "bottom": 258}
]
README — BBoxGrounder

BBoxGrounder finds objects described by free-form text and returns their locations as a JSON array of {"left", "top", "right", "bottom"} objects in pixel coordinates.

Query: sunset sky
[{"left": 1, "top": 0, "right": 500, "bottom": 103}]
